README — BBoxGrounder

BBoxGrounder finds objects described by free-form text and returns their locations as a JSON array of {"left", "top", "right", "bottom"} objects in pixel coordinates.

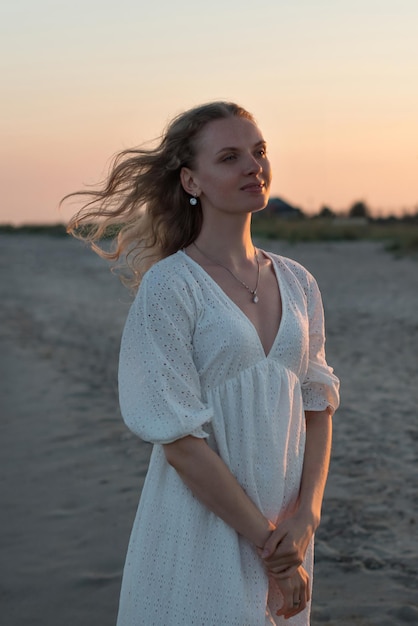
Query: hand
[
  {"left": 271, "top": 565, "right": 311, "bottom": 619},
  {"left": 261, "top": 514, "right": 314, "bottom": 578}
]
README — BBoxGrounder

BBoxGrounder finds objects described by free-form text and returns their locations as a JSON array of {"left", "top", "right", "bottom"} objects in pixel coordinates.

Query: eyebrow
[{"left": 216, "top": 140, "right": 266, "bottom": 155}]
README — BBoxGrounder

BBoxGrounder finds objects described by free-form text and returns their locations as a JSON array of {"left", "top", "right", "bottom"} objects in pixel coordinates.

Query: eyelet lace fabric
[{"left": 117, "top": 250, "right": 340, "bottom": 626}]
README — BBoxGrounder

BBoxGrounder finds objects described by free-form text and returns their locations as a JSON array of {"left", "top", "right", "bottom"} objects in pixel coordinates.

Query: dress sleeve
[
  {"left": 118, "top": 266, "right": 212, "bottom": 444},
  {"left": 301, "top": 274, "right": 340, "bottom": 415}
]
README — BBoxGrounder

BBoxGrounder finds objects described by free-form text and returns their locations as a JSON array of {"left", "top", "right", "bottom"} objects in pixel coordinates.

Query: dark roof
[{"left": 265, "top": 197, "right": 303, "bottom": 217}]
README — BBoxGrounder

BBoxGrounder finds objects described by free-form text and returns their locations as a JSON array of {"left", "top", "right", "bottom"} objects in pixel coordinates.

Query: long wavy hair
[{"left": 63, "top": 101, "right": 256, "bottom": 289}]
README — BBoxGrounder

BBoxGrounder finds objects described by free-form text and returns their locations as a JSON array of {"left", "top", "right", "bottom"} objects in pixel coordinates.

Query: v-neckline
[{"left": 180, "top": 249, "right": 286, "bottom": 359}]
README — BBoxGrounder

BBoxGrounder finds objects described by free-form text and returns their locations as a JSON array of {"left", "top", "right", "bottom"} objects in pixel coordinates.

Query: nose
[{"left": 243, "top": 152, "right": 262, "bottom": 175}]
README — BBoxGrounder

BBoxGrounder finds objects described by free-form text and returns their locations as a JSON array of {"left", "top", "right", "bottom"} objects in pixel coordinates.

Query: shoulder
[
  {"left": 142, "top": 251, "right": 189, "bottom": 285},
  {"left": 139, "top": 251, "right": 197, "bottom": 295},
  {"left": 135, "top": 251, "right": 203, "bottom": 314}
]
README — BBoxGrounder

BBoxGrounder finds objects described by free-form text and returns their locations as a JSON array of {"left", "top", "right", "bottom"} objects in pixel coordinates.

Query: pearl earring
[{"left": 189, "top": 195, "right": 198, "bottom": 206}]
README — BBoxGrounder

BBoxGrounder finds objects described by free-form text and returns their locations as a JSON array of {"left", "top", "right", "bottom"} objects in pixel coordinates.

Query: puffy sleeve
[
  {"left": 118, "top": 265, "right": 212, "bottom": 444},
  {"left": 301, "top": 273, "right": 340, "bottom": 415}
]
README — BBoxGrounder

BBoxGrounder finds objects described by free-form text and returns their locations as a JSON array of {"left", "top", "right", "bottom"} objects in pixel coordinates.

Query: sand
[{"left": 0, "top": 234, "right": 417, "bottom": 626}]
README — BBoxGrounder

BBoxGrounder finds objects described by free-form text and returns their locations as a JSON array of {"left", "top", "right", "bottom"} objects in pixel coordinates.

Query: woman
[{"left": 66, "top": 101, "right": 339, "bottom": 625}]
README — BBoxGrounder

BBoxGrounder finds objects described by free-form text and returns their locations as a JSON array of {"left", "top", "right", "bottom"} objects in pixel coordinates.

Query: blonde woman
[{"left": 66, "top": 101, "right": 339, "bottom": 625}]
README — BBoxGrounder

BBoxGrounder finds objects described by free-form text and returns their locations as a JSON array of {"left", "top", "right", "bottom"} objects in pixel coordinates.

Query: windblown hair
[{"left": 63, "top": 101, "right": 255, "bottom": 289}]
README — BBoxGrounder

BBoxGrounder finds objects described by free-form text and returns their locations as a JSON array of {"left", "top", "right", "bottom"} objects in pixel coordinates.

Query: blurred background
[{"left": 1, "top": 0, "right": 417, "bottom": 225}]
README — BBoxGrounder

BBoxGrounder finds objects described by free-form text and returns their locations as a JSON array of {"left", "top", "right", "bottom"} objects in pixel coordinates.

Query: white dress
[{"left": 117, "top": 250, "right": 340, "bottom": 626}]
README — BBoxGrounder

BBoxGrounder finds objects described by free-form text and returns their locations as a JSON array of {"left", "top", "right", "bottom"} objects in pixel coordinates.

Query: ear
[{"left": 180, "top": 167, "right": 200, "bottom": 197}]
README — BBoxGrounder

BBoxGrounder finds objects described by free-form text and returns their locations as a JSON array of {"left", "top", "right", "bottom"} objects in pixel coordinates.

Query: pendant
[{"left": 252, "top": 294, "right": 259, "bottom": 304}]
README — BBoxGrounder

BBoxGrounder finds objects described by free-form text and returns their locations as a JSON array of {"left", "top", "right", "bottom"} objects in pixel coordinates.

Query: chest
[
  {"left": 191, "top": 267, "right": 309, "bottom": 379},
  {"left": 200, "top": 260, "right": 282, "bottom": 356}
]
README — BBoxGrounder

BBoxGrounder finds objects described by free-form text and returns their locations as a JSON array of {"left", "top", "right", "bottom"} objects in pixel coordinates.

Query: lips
[{"left": 241, "top": 182, "right": 265, "bottom": 191}]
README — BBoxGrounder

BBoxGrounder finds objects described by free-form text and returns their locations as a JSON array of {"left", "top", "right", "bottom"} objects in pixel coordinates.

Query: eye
[
  {"left": 257, "top": 148, "right": 267, "bottom": 157},
  {"left": 222, "top": 154, "right": 237, "bottom": 162}
]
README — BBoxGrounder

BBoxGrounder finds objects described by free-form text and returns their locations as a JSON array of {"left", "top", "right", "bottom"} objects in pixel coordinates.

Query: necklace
[{"left": 192, "top": 242, "right": 260, "bottom": 303}]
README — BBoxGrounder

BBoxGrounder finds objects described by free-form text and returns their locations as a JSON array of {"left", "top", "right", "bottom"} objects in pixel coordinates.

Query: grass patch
[
  {"left": 1, "top": 219, "right": 417, "bottom": 258},
  {"left": 0, "top": 222, "right": 123, "bottom": 239},
  {"left": 0, "top": 223, "right": 68, "bottom": 237},
  {"left": 252, "top": 217, "right": 418, "bottom": 256}
]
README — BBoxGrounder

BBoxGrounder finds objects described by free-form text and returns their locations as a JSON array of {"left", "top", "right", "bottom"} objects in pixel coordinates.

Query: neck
[{"left": 194, "top": 212, "right": 255, "bottom": 265}]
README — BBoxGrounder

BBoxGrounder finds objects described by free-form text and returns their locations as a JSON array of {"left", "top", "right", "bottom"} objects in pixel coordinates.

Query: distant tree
[
  {"left": 349, "top": 201, "right": 370, "bottom": 219},
  {"left": 318, "top": 205, "right": 335, "bottom": 219}
]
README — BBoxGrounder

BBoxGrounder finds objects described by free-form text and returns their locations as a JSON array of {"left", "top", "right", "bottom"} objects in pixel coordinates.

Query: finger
[
  {"left": 263, "top": 544, "right": 302, "bottom": 565},
  {"left": 275, "top": 597, "right": 295, "bottom": 618},
  {"left": 263, "top": 551, "right": 300, "bottom": 565},
  {"left": 288, "top": 576, "right": 309, "bottom": 617},
  {"left": 261, "top": 529, "right": 286, "bottom": 558},
  {"left": 263, "top": 544, "right": 301, "bottom": 561},
  {"left": 268, "top": 563, "right": 300, "bottom": 579},
  {"left": 273, "top": 580, "right": 294, "bottom": 617},
  {"left": 306, "top": 575, "right": 311, "bottom": 603},
  {"left": 264, "top": 554, "right": 303, "bottom": 573},
  {"left": 292, "top": 591, "right": 304, "bottom": 614},
  {"left": 277, "top": 592, "right": 306, "bottom": 619},
  {"left": 264, "top": 554, "right": 303, "bottom": 568},
  {"left": 276, "top": 603, "right": 303, "bottom": 620},
  {"left": 275, "top": 569, "right": 310, "bottom": 619},
  {"left": 298, "top": 567, "right": 311, "bottom": 605}
]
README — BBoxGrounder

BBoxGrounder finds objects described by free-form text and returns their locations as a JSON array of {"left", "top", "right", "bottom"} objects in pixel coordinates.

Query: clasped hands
[{"left": 258, "top": 515, "right": 314, "bottom": 620}]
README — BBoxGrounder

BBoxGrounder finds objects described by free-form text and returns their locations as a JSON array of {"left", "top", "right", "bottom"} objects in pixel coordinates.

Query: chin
[{"left": 250, "top": 197, "right": 270, "bottom": 214}]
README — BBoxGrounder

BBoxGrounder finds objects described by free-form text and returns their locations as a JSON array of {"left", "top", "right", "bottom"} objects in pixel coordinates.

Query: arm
[
  {"left": 164, "top": 435, "right": 275, "bottom": 546},
  {"left": 261, "top": 268, "right": 338, "bottom": 577},
  {"left": 261, "top": 408, "right": 332, "bottom": 576},
  {"left": 165, "top": 435, "right": 312, "bottom": 618},
  {"left": 123, "top": 268, "right": 273, "bottom": 544},
  {"left": 297, "top": 408, "right": 333, "bottom": 528}
]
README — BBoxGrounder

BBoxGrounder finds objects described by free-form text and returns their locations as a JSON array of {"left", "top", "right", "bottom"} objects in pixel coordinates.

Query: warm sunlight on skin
[
  {"left": 180, "top": 117, "right": 272, "bottom": 221},
  {"left": 1, "top": 0, "right": 417, "bottom": 223}
]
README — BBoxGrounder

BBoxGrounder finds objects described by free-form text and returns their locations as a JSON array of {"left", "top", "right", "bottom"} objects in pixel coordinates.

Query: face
[{"left": 181, "top": 116, "right": 272, "bottom": 217}]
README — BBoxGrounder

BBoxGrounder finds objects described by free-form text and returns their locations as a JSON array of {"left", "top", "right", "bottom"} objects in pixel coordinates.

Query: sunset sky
[{"left": 1, "top": 0, "right": 417, "bottom": 224}]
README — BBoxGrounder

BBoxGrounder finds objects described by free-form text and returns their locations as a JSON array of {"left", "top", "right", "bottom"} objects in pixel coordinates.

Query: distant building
[{"left": 263, "top": 197, "right": 304, "bottom": 220}]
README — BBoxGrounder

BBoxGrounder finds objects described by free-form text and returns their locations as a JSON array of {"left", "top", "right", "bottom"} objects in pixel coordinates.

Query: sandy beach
[{"left": 1, "top": 234, "right": 417, "bottom": 626}]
